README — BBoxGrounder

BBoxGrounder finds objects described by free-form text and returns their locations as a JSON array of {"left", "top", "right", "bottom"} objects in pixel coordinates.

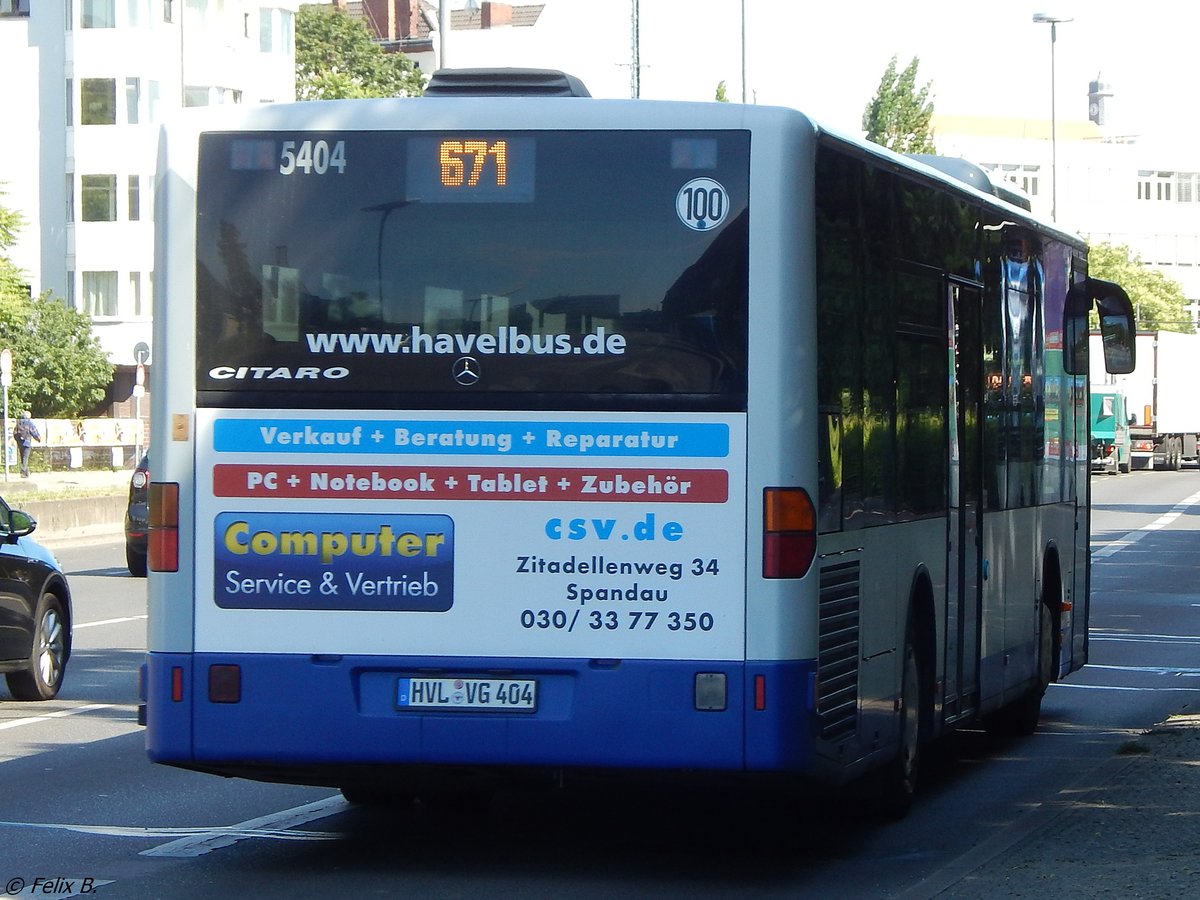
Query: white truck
[{"left": 1092, "top": 331, "right": 1200, "bottom": 470}]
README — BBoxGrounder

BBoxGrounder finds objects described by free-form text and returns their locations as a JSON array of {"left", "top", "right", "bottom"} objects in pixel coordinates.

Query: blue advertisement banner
[
  {"left": 212, "top": 418, "right": 730, "bottom": 458},
  {"left": 213, "top": 512, "right": 454, "bottom": 611}
]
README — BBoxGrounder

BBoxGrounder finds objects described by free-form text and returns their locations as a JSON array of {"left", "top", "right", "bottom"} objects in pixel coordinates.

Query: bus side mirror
[{"left": 1063, "top": 278, "right": 1136, "bottom": 375}]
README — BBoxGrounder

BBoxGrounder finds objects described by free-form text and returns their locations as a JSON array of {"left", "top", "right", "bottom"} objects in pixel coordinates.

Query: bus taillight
[
  {"left": 148, "top": 483, "right": 180, "bottom": 573},
  {"left": 762, "top": 487, "right": 816, "bottom": 579}
]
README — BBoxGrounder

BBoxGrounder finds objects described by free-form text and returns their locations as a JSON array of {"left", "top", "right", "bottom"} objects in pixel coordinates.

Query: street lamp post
[
  {"left": 439, "top": 0, "right": 449, "bottom": 68},
  {"left": 741, "top": 0, "right": 746, "bottom": 103},
  {"left": 1033, "top": 13, "right": 1073, "bottom": 222}
]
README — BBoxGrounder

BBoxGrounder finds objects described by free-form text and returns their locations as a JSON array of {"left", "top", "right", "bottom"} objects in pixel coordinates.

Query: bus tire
[
  {"left": 878, "top": 615, "right": 923, "bottom": 819},
  {"left": 987, "top": 601, "right": 1053, "bottom": 737},
  {"left": 339, "top": 785, "right": 417, "bottom": 807}
]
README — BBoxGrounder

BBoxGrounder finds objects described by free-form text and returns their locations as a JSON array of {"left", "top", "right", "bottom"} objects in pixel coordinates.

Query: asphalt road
[{"left": 1, "top": 471, "right": 1198, "bottom": 898}]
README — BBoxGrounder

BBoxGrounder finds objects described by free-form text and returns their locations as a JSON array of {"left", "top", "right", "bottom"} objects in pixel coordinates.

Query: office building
[{"left": 0, "top": 0, "right": 299, "bottom": 418}]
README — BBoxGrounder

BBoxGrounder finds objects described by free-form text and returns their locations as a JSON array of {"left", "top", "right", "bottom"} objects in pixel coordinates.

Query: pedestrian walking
[{"left": 13, "top": 411, "right": 40, "bottom": 478}]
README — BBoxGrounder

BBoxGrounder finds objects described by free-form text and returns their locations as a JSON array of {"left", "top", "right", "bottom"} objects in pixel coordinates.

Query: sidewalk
[
  {"left": 919, "top": 713, "right": 1200, "bottom": 898},
  {"left": 0, "top": 467, "right": 132, "bottom": 494}
]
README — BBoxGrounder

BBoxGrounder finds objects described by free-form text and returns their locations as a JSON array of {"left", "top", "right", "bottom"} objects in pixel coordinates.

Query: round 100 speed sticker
[{"left": 676, "top": 178, "right": 729, "bottom": 232}]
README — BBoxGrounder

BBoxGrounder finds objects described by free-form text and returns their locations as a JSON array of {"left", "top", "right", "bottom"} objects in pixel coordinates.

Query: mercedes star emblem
[{"left": 453, "top": 356, "right": 481, "bottom": 386}]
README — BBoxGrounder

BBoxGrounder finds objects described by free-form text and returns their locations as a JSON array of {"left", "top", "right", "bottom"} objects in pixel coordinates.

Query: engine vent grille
[{"left": 817, "top": 561, "right": 861, "bottom": 741}]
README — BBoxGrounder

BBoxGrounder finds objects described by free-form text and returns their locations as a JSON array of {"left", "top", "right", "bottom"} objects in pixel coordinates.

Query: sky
[{"left": 443, "top": 0, "right": 1200, "bottom": 142}]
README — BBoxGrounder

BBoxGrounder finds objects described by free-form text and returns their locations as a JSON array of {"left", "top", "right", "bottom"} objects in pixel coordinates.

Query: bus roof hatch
[{"left": 424, "top": 68, "right": 592, "bottom": 98}]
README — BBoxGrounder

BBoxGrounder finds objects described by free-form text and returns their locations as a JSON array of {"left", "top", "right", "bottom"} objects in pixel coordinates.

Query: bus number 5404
[{"left": 279, "top": 140, "right": 347, "bottom": 175}]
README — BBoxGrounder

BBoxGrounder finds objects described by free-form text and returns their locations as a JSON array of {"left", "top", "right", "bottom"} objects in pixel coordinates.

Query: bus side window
[{"left": 817, "top": 409, "right": 843, "bottom": 533}]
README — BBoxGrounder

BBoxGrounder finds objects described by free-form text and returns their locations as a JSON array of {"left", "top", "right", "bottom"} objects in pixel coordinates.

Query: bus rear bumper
[{"left": 143, "top": 652, "right": 819, "bottom": 779}]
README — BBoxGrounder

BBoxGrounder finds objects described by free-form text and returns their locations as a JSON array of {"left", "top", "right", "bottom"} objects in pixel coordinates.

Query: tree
[
  {"left": 1087, "top": 242, "right": 1195, "bottom": 333},
  {"left": 0, "top": 183, "right": 28, "bottom": 299},
  {"left": 1, "top": 187, "right": 112, "bottom": 417},
  {"left": 715, "top": 80, "right": 728, "bottom": 102},
  {"left": 295, "top": 5, "right": 426, "bottom": 100},
  {"left": 0, "top": 293, "right": 114, "bottom": 417},
  {"left": 862, "top": 56, "right": 936, "bottom": 154}
]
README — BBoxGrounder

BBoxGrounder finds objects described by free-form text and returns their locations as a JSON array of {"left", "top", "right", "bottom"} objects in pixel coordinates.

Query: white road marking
[
  {"left": 1089, "top": 632, "right": 1200, "bottom": 645},
  {"left": 0, "top": 818, "right": 342, "bottom": 842},
  {"left": 74, "top": 615, "right": 147, "bottom": 629},
  {"left": 0, "top": 704, "right": 118, "bottom": 732},
  {"left": 140, "top": 795, "right": 349, "bottom": 857},
  {"left": 1083, "top": 663, "right": 1200, "bottom": 675},
  {"left": 1091, "top": 489, "right": 1200, "bottom": 558},
  {"left": 0, "top": 797, "right": 346, "bottom": 864},
  {"left": 1052, "top": 682, "right": 1200, "bottom": 692}
]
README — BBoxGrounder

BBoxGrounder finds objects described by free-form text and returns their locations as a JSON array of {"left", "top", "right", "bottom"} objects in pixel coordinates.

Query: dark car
[
  {"left": 0, "top": 495, "right": 73, "bottom": 700},
  {"left": 125, "top": 453, "right": 149, "bottom": 577}
]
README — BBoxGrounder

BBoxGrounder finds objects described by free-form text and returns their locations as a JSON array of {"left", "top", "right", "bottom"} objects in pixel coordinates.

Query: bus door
[{"left": 945, "top": 280, "right": 984, "bottom": 722}]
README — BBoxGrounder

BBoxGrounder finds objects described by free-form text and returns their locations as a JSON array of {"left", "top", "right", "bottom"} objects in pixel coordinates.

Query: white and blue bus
[{"left": 142, "top": 69, "right": 1135, "bottom": 812}]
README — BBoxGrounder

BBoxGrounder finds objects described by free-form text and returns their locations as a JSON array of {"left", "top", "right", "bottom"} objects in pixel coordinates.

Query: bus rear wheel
[
  {"left": 877, "top": 617, "right": 923, "bottom": 819},
  {"left": 340, "top": 785, "right": 418, "bottom": 807},
  {"left": 986, "top": 602, "right": 1053, "bottom": 737}
]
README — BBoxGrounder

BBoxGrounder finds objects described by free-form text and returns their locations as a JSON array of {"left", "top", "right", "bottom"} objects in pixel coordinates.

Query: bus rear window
[{"left": 194, "top": 130, "right": 750, "bottom": 408}]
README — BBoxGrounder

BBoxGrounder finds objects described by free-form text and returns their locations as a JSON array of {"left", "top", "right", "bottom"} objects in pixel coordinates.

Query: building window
[
  {"left": 82, "top": 0, "right": 116, "bottom": 28},
  {"left": 184, "top": 86, "right": 210, "bottom": 107},
  {"left": 81, "top": 78, "right": 117, "bottom": 125},
  {"left": 0, "top": 2, "right": 32, "bottom": 19},
  {"left": 66, "top": 174, "right": 75, "bottom": 221},
  {"left": 259, "top": 8, "right": 273, "bottom": 52},
  {"left": 260, "top": 8, "right": 292, "bottom": 53},
  {"left": 130, "top": 271, "right": 144, "bottom": 316},
  {"left": 128, "top": 175, "right": 141, "bottom": 221},
  {"left": 185, "top": 85, "right": 242, "bottom": 108},
  {"left": 65, "top": 79, "right": 74, "bottom": 126},
  {"left": 81, "top": 174, "right": 118, "bottom": 221},
  {"left": 126, "top": 77, "right": 141, "bottom": 125},
  {"left": 148, "top": 80, "right": 161, "bottom": 122},
  {"left": 163, "top": 0, "right": 172, "bottom": 24},
  {"left": 1137, "top": 171, "right": 1183, "bottom": 202},
  {"left": 185, "top": 0, "right": 208, "bottom": 29},
  {"left": 1156, "top": 234, "right": 1176, "bottom": 266},
  {"left": 1179, "top": 235, "right": 1198, "bottom": 267},
  {"left": 984, "top": 163, "right": 1041, "bottom": 198},
  {"left": 82, "top": 271, "right": 119, "bottom": 316},
  {"left": 1175, "top": 172, "right": 1200, "bottom": 203}
]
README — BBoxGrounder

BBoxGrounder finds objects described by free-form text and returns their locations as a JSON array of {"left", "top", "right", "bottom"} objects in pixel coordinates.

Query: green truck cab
[{"left": 1091, "top": 390, "right": 1131, "bottom": 474}]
